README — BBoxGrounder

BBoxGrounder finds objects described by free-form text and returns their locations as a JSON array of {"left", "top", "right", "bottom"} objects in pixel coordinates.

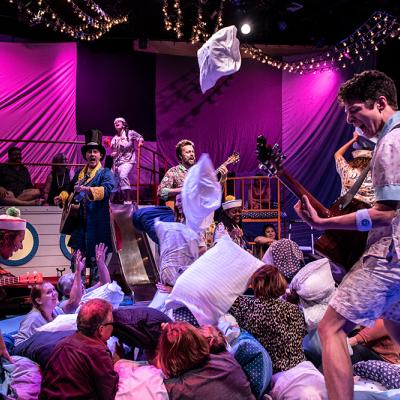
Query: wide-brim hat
[
  {"left": 351, "top": 149, "right": 373, "bottom": 159},
  {"left": 81, "top": 129, "right": 106, "bottom": 161}
]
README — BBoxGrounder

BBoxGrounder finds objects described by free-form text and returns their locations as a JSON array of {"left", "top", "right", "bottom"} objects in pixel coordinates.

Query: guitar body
[
  {"left": 255, "top": 135, "right": 370, "bottom": 272},
  {"left": 60, "top": 198, "right": 81, "bottom": 235},
  {"left": 315, "top": 198, "right": 370, "bottom": 271}
]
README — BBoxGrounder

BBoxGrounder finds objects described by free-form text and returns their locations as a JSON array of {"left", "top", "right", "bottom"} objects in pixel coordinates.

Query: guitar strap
[{"left": 340, "top": 123, "right": 400, "bottom": 209}]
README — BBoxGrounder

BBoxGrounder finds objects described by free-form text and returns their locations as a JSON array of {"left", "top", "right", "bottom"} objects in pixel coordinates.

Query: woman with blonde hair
[{"left": 157, "top": 322, "right": 254, "bottom": 400}]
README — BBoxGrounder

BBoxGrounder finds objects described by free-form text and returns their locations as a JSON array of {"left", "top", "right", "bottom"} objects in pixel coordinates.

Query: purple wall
[{"left": 156, "top": 55, "right": 282, "bottom": 175}]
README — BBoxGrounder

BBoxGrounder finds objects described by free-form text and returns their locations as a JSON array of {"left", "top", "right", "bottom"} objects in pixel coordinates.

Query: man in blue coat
[{"left": 55, "top": 129, "right": 115, "bottom": 284}]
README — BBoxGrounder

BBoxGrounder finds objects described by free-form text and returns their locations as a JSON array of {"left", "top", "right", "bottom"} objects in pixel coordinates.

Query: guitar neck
[
  {"left": 277, "top": 169, "right": 330, "bottom": 218},
  {"left": 0, "top": 275, "right": 19, "bottom": 286}
]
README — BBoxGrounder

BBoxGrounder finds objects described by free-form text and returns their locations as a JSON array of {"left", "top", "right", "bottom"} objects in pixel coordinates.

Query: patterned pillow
[
  {"left": 353, "top": 360, "right": 400, "bottom": 389},
  {"left": 231, "top": 331, "right": 272, "bottom": 399}
]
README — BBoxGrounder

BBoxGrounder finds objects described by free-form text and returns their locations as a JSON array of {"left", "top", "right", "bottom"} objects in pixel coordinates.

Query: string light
[
  {"left": 10, "top": 0, "right": 128, "bottom": 41},
  {"left": 191, "top": 1, "right": 209, "bottom": 44},
  {"left": 214, "top": 0, "right": 225, "bottom": 33},
  {"left": 243, "top": 11, "right": 400, "bottom": 74},
  {"left": 162, "top": 0, "right": 183, "bottom": 39}
]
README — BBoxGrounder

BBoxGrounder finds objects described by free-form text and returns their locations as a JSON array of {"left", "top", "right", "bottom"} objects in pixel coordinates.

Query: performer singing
[
  {"left": 111, "top": 117, "right": 144, "bottom": 204},
  {"left": 55, "top": 130, "right": 115, "bottom": 285},
  {"left": 295, "top": 70, "right": 400, "bottom": 400}
]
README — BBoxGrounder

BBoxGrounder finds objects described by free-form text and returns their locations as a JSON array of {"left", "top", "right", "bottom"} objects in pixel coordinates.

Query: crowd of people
[{"left": 1, "top": 69, "right": 400, "bottom": 400}]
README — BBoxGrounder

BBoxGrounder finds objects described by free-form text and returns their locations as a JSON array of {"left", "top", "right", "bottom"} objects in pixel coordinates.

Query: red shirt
[{"left": 40, "top": 331, "right": 119, "bottom": 400}]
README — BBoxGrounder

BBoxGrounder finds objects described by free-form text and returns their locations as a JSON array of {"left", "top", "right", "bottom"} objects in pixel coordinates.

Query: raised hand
[
  {"left": 74, "top": 249, "right": 86, "bottom": 275},
  {"left": 95, "top": 243, "right": 108, "bottom": 267}
]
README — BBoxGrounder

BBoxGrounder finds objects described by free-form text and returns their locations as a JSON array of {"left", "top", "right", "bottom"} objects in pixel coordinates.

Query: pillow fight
[{"left": 1, "top": 69, "right": 400, "bottom": 400}]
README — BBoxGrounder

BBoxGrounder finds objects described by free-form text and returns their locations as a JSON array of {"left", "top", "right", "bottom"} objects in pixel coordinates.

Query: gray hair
[{"left": 57, "top": 273, "right": 75, "bottom": 297}]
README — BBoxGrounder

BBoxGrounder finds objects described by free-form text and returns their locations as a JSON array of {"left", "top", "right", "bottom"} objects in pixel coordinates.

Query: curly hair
[
  {"left": 338, "top": 70, "right": 398, "bottom": 110},
  {"left": 348, "top": 157, "right": 370, "bottom": 170},
  {"left": 250, "top": 265, "right": 287, "bottom": 299},
  {"left": 156, "top": 322, "right": 210, "bottom": 377},
  {"left": 175, "top": 139, "right": 195, "bottom": 161}
]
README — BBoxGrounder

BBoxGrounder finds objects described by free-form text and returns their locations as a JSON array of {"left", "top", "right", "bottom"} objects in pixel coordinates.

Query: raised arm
[
  {"left": 62, "top": 250, "right": 85, "bottom": 313},
  {"left": 334, "top": 131, "right": 359, "bottom": 161}
]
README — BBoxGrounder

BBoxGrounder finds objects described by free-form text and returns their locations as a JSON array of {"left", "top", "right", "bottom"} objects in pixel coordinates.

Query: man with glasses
[{"left": 41, "top": 299, "right": 119, "bottom": 400}]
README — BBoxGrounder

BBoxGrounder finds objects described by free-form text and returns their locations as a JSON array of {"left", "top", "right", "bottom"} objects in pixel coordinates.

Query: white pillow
[
  {"left": 197, "top": 26, "right": 241, "bottom": 93},
  {"left": 37, "top": 314, "right": 77, "bottom": 333},
  {"left": 181, "top": 153, "right": 221, "bottom": 233},
  {"left": 80, "top": 281, "right": 124, "bottom": 310},
  {"left": 165, "top": 236, "right": 263, "bottom": 325}
]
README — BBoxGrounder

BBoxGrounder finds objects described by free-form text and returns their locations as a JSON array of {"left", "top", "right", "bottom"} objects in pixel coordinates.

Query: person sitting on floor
[
  {"left": 41, "top": 298, "right": 119, "bottom": 400},
  {"left": 157, "top": 321, "right": 255, "bottom": 400},
  {"left": 229, "top": 265, "right": 327, "bottom": 399},
  {"left": 13, "top": 250, "right": 86, "bottom": 346},
  {"left": 348, "top": 318, "right": 400, "bottom": 365},
  {"left": 0, "top": 146, "right": 42, "bottom": 206}
]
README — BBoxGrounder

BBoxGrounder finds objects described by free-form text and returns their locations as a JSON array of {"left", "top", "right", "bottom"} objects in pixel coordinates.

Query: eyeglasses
[{"left": 101, "top": 322, "right": 114, "bottom": 327}]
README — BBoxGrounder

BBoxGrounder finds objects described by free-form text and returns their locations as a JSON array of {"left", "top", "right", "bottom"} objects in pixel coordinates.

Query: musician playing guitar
[
  {"left": 294, "top": 71, "right": 400, "bottom": 400},
  {"left": 157, "top": 139, "right": 234, "bottom": 210},
  {"left": 55, "top": 130, "right": 115, "bottom": 286}
]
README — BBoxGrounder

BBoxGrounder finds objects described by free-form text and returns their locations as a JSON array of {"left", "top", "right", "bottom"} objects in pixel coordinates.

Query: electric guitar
[
  {"left": 165, "top": 152, "right": 241, "bottom": 210},
  {"left": 0, "top": 271, "right": 43, "bottom": 287},
  {"left": 256, "top": 135, "right": 369, "bottom": 271}
]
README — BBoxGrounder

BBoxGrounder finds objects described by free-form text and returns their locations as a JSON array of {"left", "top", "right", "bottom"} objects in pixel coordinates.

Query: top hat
[{"left": 81, "top": 129, "right": 106, "bottom": 161}]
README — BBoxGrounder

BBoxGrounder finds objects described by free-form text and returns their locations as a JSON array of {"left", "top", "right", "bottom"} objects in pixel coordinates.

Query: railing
[
  {"left": 135, "top": 143, "right": 171, "bottom": 205},
  {"left": 223, "top": 175, "right": 284, "bottom": 238}
]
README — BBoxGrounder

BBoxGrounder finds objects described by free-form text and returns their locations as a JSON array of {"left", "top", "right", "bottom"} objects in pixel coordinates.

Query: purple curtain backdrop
[
  {"left": 0, "top": 42, "right": 77, "bottom": 183},
  {"left": 156, "top": 55, "right": 282, "bottom": 176}
]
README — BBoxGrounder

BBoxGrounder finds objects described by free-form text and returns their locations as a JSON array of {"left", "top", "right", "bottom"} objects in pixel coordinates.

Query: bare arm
[
  {"left": 62, "top": 250, "right": 85, "bottom": 313},
  {"left": 294, "top": 195, "right": 396, "bottom": 231},
  {"left": 334, "top": 131, "right": 359, "bottom": 160},
  {"left": 93, "top": 243, "right": 111, "bottom": 289}
]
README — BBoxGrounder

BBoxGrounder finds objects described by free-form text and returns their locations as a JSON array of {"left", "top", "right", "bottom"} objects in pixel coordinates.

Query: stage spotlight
[{"left": 240, "top": 23, "right": 251, "bottom": 34}]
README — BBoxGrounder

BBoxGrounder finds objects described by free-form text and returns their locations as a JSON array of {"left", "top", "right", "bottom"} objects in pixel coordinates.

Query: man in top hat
[
  {"left": 334, "top": 129, "right": 375, "bottom": 207},
  {"left": 213, "top": 196, "right": 248, "bottom": 249},
  {"left": 0, "top": 207, "right": 27, "bottom": 363},
  {"left": 55, "top": 129, "right": 115, "bottom": 284}
]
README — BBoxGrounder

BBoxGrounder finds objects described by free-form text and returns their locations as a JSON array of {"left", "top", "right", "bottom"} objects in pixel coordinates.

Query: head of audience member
[
  {"left": 200, "top": 325, "right": 228, "bottom": 354},
  {"left": 0, "top": 207, "right": 26, "bottom": 260},
  {"left": 77, "top": 299, "right": 113, "bottom": 343},
  {"left": 7, "top": 146, "right": 22, "bottom": 165},
  {"left": 250, "top": 265, "right": 287, "bottom": 300},
  {"left": 114, "top": 117, "right": 128, "bottom": 134},
  {"left": 222, "top": 196, "right": 242, "bottom": 225},
  {"left": 252, "top": 173, "right": 266, "bottom": 192},
  {"left": 156, "top": 322, "right": 210, "bottom": 378},
  {"left": 57, "top": 272, "right": 84, "bottom": 299},
  {"left": 176, "top": 139, "right": 195, "bottom": 168},
  {"left": 262, "top": 238, "right": 304, "bottom": 281},
  {"left": 263, "top": 224, "right": 277, "bottom": 241},
  {"left": 338, "top": 70, "right": 398, "bottom": 139},
  {"left": 51, "top": 153, "right": 68, "bottom": 175},
  {"left": 31, "top": 282, "right": 59, "bottom": 321}
]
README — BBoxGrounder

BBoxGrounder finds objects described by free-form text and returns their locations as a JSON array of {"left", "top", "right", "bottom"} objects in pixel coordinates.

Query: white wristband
[{"left": 355, "top": 209, "right": 372, "bottom": 232}]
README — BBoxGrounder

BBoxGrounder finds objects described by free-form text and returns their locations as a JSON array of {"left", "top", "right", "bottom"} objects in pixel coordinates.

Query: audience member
[
  {"left": 40, "top": 298, "right": 119, "bottom": 400},
  {"left": 229, "top": 265, "right": 327, "bottom": 398},
  {"left": 348, "top": 318, "right": 400, "bottom": 364},
  {"left": 0, "top": 146, "right": 42, "bottom": 206},
  {"left": 43, "top": 153, "right": 71, "bottom": 205},
  {"left": 254, "top": 223, "right": 277, "bottom": 255},
  {"left": 14, "top": 252, "right": 85, "bottom": 346},
  {"left": 262, "top": 238, "right": 304, "bottom": 282},
  {"left": 248, "top": 174, "right": 269, "bottom": 210},
  {"left": 0, "top": 207, "right": 26, "bottom": 364},
  {"left": 157, "top": 321, "right": 255, "bottom": 400},
  {"left": 57, "top": 243, "right": 111, "bottom": 313}
]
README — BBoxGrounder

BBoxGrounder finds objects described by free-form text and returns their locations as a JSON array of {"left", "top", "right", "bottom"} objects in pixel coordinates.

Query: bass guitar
[
  {"left": 256, "top": 135, "right": 369, "bottom": 271},
  {"left": 165, "top": 151, "right": 241, "bottom": 211}
]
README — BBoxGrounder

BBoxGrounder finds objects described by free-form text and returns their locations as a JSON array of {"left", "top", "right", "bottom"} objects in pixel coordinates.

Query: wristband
[{"left": 355, "top": 209, "right": 372, "bottom": 232}]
